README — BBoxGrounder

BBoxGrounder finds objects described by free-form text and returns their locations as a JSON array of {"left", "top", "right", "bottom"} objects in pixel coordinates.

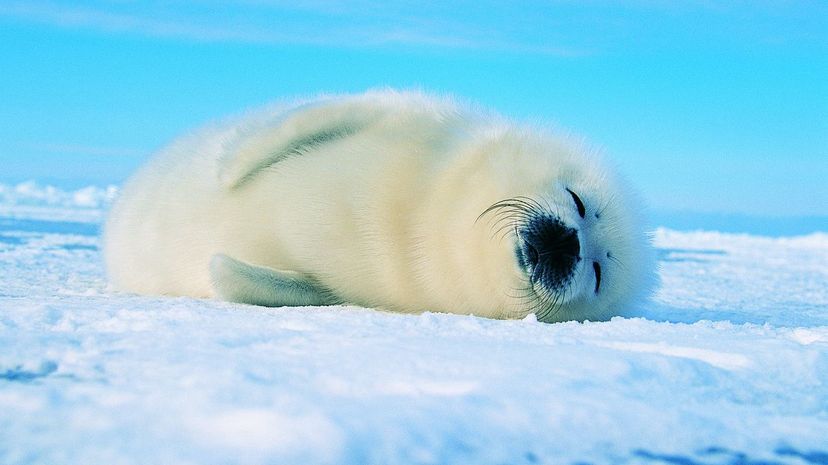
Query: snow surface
[{"left": 1, "top": 182, "right": 827, "bottom": 465}]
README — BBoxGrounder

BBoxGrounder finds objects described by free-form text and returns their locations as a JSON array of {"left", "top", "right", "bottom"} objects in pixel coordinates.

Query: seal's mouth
[{"left": 516, "top": 215, "right": 581, "bottom": 291}]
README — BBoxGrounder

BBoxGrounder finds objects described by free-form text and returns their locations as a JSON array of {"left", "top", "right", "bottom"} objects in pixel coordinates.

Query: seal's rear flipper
[{"left": 209, "top": 254, "right": 341, "bottom": 307}]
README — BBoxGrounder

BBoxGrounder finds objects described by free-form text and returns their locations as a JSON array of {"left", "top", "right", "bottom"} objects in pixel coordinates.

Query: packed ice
[{"left": 1, "top": 182, "right": 826, "bottom": 465}]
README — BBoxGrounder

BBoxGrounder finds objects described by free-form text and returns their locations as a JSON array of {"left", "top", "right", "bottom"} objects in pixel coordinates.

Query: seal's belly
[{"left": 228, "top": 136, "right": 438, "bottom": 311}]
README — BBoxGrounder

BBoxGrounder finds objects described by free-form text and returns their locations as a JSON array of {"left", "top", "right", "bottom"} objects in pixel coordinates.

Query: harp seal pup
[{"left": 104, "top": 90, "right": 653, "bottom": 323}]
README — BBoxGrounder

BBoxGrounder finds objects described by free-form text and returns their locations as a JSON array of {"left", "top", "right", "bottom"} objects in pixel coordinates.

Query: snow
[{"left": 1, "top": 182, "right": 827, "bottom": 465}]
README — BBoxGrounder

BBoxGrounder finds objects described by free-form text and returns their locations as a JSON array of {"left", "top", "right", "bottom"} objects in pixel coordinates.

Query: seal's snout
[{"left": 519, "top": 216, "right": 580, "bottom": 289}]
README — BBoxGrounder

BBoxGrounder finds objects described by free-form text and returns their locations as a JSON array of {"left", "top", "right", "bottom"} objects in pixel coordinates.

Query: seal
[{"left": 104, "top": 90, "right": 653, "bottom": 322}]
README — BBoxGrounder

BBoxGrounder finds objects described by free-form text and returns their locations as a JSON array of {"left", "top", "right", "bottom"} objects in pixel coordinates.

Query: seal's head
[{"left": 474, "top": 132, "right": 654, "bottom": 323}]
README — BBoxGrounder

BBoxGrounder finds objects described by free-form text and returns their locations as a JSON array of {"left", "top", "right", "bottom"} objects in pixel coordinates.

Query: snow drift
[{"left": 1, "top": 182, "right": 826, "bottom": 465}]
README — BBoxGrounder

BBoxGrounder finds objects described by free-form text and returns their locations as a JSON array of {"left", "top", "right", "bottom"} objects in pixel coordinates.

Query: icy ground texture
[{"left": 1, "top": 183, "right": 827, "bottom": 465}]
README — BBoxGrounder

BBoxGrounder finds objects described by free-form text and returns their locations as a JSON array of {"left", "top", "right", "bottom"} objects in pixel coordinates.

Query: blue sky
[{"left": 0, "top": 1, "right": 826, "bottom": 218}]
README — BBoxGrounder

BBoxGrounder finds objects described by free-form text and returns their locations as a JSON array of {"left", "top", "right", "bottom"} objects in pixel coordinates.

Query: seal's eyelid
[{"left": 566, "top": 188, "right": 586, "bottom": 218}]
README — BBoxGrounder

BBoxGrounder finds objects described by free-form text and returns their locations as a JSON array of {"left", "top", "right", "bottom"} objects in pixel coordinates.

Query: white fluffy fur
[{"left": 104, "top": 90, "right": 653, "bottom": 322}]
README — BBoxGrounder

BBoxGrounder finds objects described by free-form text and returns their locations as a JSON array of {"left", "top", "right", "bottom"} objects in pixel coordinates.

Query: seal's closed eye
[{"left": 566, "top": 189, "right": 586, "bottom": 218}]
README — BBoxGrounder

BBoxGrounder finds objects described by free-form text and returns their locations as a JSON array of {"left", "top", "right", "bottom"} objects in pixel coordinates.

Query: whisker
[{"left": 595, "top": 192, "right": 616, "bottom": 219}]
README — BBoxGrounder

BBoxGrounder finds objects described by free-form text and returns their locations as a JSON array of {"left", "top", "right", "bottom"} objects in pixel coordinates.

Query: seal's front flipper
[{"left": 209, "top": 254, "right": 341, "bottom": 307}]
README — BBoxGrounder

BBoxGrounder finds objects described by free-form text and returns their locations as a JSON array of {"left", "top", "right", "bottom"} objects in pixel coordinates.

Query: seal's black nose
[{"left": 519, "top": 216, "right": 580, "bottom": 289}]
